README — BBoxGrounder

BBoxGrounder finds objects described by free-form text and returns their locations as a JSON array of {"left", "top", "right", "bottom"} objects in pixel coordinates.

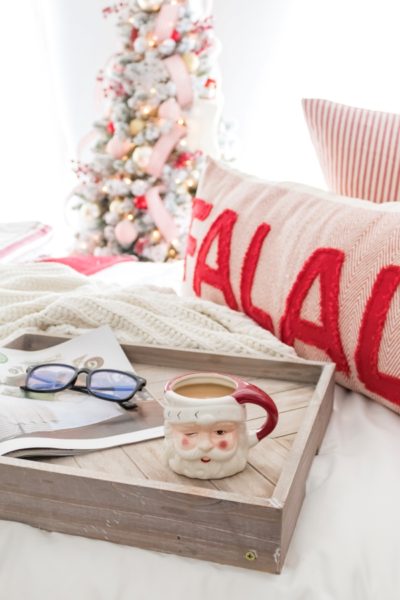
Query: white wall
[
  {"left": 2, "top": 0, "right": 400, "bottom": 225},
  {"left": 0, "top": 0, "right": 70, "bottom": 225},
  {"left": 213, "top": 0, "right": 400, "bottom": 185}
]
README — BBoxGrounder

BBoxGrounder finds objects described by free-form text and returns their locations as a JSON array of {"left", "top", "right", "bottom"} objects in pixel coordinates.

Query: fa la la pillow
[{"left": 183, "top": 158, "right": 400, "bottom": 414}]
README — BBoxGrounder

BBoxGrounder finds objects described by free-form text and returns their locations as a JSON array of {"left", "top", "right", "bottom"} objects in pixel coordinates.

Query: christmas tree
[{"left": 68, "top": 0, "right": 229, "bottom": 262}]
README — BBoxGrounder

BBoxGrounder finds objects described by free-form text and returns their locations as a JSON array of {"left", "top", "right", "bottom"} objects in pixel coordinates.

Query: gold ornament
[
  {"left": 139, "top": 104, "right": 156, "bottom": 119},
  {"left": 145, "top": 32, "right": 158, "bottom": 48},
  {"left": 151, "top": 228, "right": 162, "bottom": 243},
  {"left": 182, "top": 52, "right": 200, "bottom": 73},
  {"left": 129, "top": 118, "right": 145, "bottom": 136},
  {"left": 137, "top": 0, "right": 162, "bottom": 12},
  {"left": 168, "top": 246, "right": 178, "bottom": 259},
  {"left": 185, "top": 178, "right": 197, "bottom": 192}
]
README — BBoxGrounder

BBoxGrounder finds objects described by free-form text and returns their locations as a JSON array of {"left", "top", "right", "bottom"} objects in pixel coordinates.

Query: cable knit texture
[{"left": 0, "top": 263, "right": 299, "bottom": 360}]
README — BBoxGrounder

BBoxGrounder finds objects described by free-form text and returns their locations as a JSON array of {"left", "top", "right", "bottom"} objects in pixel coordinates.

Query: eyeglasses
[{"left": 20, "top": 363, "right": 146, "bottom": 405}]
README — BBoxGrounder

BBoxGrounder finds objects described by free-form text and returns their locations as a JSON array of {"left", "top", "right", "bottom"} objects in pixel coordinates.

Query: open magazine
[{"left": 0, "top": 326, "right": 164, "bottom": 457}]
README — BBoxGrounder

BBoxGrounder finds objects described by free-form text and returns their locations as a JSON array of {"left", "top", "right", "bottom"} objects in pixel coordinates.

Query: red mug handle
[{"left": 233, "top": 384, "right": 278, "bottom": 442}]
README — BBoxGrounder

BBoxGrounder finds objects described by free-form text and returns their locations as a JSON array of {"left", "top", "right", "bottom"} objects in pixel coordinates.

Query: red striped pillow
[{"left": 302, "top": 98, "right": 400, "bottom": 203}]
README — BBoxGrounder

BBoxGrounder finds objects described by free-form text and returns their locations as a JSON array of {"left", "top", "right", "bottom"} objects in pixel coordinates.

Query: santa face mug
[{"left": 163, "top": 372, "right": 279, "bottom": 479}]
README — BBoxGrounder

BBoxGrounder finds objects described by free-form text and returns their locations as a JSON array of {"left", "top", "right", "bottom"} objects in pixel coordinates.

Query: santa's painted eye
[
  {"left": 215, "top": 430, "right": 226, "bottom": 436},
  {"left": 185, "top": 432, "right": 197, "bottom": 437}
]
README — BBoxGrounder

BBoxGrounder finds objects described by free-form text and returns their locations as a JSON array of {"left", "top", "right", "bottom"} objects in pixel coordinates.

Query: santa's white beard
[{"left": 164, "top": 430, "right": 250, "bottom": 479}]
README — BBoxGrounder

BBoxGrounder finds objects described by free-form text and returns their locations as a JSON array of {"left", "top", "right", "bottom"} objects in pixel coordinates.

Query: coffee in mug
[
  {"left": 173, "top": 382, "right": 235, "bottom": 399},
  {"left": 163, "top": 372, "right": 278, "bottom": 479}
]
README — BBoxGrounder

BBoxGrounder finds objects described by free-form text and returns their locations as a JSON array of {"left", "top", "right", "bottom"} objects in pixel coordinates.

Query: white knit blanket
[{"left": 0, "top": 263, "right": 298, "bottom": 360}]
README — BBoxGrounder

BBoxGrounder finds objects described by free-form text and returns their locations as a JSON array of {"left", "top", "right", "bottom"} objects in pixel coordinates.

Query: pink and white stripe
[{"left": 302, "top": 98, "right": 400, "bottom": 203}]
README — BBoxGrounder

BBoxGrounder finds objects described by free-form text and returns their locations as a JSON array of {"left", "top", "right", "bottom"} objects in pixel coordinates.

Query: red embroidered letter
[
  {"left": 184, "top": 198, "right": 212, "bottom": 280},
  {"left": 240, "top": 223, "right": 274, "bottom": 332},
  {"left": 355, "top": 265, "right": 400, "bottom": 406},
  {"left": 193, "top": 209, "right": 238, "bottom": 310},
  {"left": 280, "top": 248, "right": 349, "bottom": 374}
]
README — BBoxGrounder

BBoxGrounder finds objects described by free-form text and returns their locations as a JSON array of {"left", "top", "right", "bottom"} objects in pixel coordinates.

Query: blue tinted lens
[
  {"left": 89, "top": 371, "right": 138, "bottom": 401},
  {"left": 27, "top": 365, "right": 76, "bottom": 391}
]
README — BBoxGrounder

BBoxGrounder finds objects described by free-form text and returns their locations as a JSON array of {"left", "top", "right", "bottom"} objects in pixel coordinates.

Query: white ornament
[
  {"left": 137, "top": 0, "right": 163, "bottom": 12},
  {"left": 132, "top": 146, "right": 153, "bottom": 170},
  {"left": 145, "top": 123, "right": 160, "bottom": 142},
  {"left": 131, "top": 179, "right": 149, "bottom": 196},
  {"left": 133, "top": 37, "right": 147, "bottom": 54},
  {"left": 143, "top": 241, "right": 169, "bottom": 262},
  {"left": 80, "top": 203, "right": 101, "bottom": 223},
  {"left": 158, "top": 39, "right": 176, "bottom": 56},
  {"left": 104, "top": 225, "right": 116, "bottom": 241},
  {"left": 104, "top": 211, "right": 119, "bottom": 226},
  {"left": 177, "top": 37, "right": 196, "bottom": 53},
  {"left": 107, "top": 179, "right": 131, "bottom": 196},
  {"left": 120, "top": 198, "right": 134, "bottom": 212},
  {"left": 124, "top": 160, "right": 136, "bottom": 174},
  {"left": 133, "top": 132, "right": 146, "bottom": 145}
]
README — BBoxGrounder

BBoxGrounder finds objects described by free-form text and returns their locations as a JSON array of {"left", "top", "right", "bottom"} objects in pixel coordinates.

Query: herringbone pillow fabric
[
  {"left": 183, "top": 158, "right": 400, "bottom": 414},
  {"left": 302, "top": 98, "right": 400, "bottom": 203}
]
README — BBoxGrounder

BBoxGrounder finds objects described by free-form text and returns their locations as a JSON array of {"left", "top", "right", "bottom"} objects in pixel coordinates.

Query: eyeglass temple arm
[{"left": 70, "top": 384, "right": 90, "bottom": 395}]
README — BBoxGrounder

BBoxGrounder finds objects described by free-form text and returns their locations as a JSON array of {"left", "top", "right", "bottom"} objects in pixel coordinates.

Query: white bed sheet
[
  {"left": 1, "top": 261, "right": 399, "bottom": 600},
  {"left": 90, "top": 259, "right": 185, "bottom": 294}
]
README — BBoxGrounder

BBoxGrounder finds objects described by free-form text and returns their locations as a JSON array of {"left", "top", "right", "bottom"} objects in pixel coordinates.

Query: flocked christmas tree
[{"left": 68, "top": 0, "right": 233, "bottom": 262}]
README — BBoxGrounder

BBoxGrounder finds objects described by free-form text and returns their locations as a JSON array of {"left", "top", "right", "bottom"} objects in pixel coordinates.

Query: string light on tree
[{"left": 68, "top": 0, "right": 231, "bottom": 261}]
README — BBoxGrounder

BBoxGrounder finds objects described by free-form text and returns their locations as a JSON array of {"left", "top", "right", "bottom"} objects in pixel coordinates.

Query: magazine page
[{"left": 0, "top": 326, "right": 164, "bottom": 456}]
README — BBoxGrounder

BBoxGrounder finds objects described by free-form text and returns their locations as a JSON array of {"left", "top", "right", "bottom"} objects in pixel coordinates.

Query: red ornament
[
  {"left": 171, "top": 29, "right": 181, "bottom": 42},
  {"left": 205, "top": 78, "right": 217, "bottom": 89},
  {"left": 106, "top": 121, "right": 115, "bottom": 135},
  {"left": 134, "top": 195, "right": 148, "bottom": 210},
  {"left": 130, "top": 27, "right": 139, "bottom": 43},
  {"left": 134, "top": 238, "right": 146, "bottom": 255},
  {"left": 174, "top": 152, "right": 193, "bottom": 168}
]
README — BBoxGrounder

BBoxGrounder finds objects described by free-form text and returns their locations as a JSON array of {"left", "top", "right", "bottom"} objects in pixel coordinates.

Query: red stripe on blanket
[{"left": 39, "top": 255, "right": 137, "bottom": 276}]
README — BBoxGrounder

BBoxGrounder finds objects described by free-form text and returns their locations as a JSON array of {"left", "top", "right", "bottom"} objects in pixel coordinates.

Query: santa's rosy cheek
[
  {"left": 218, "top": 440, "right": 228, "bottom": 450},
  {"left": 181, "top": 437, "right": 190, "bottom": 447}
]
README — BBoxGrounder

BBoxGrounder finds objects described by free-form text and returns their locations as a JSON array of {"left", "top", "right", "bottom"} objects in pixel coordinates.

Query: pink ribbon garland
[
  {"left": 143, "top": 99, "right": 185, "bottom": 243},
  {"left": 154, "top": 3, "right": 179, "bottom": 41},
  {"left": 145, "top": 122, "right": 186, "bottom": 178},
  {"left": 163, "top": 54, "right": 194, "bottom": 108},
  {"left": 146, "top": 185, "right": 179, "bottom": 244},
  {"left": 158, "top": 97, "right": 182, "bottom": 121}
]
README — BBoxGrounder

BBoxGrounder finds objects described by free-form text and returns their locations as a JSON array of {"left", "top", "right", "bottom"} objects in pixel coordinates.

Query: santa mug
[{"left": 163, "top": 372, "right": 279, "bottom": 479}]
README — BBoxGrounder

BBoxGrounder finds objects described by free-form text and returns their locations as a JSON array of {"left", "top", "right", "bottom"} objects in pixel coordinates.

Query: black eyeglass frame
[{"left": 20, "top": 363, "right": 147, "bottom": 405}]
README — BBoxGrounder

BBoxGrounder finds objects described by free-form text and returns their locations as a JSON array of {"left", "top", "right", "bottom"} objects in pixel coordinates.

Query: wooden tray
[{"left": 0, "top": 333, "right": 335, "bottom": 573}]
